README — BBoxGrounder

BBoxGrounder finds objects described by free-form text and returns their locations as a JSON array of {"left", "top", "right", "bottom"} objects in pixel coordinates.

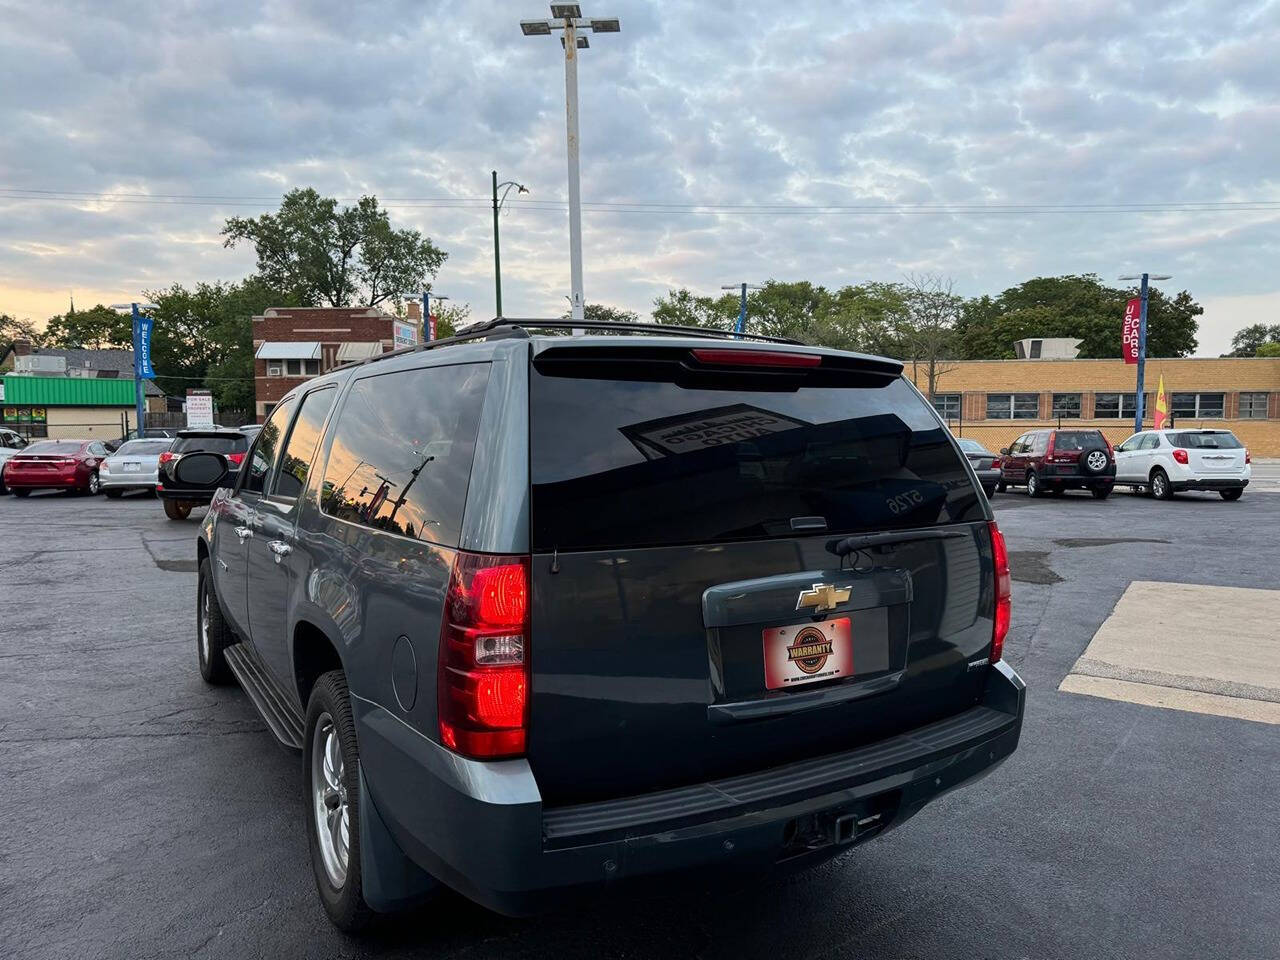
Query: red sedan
[{"left": 1, "top": 439, "right": 109, "bottom": 496}]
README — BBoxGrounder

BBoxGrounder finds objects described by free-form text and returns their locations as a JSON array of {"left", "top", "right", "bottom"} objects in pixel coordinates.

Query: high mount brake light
[
  {"left": 690, "top": 348, "right": 822, "bottom": 369},
  {"left": 438, "top": 552, "right": 531, "bottom": 759},
  {"left": 988, "top": 521, "right": 1011, "bottom": 663}
]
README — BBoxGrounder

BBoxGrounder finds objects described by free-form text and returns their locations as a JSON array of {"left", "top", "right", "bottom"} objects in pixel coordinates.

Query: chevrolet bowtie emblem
[{"left": 796, "top": 583, "right": 851, "bottom": 613}]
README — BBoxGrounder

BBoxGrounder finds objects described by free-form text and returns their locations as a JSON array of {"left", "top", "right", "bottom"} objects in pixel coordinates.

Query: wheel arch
[{"left": 294, "top": 619, "right": 345, "bottom": 710}]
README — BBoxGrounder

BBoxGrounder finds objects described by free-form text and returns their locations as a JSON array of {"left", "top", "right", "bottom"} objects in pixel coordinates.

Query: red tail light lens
[
  {"left": 1172, "top": 449, "right": 1189, "bottom": 465},
  {"left": 992, "top": 456, "right": 1002, "bottom": 469},
  {"left": 158, "top": 451, "right": 174, "bottom": 465},
  {"left": 988, "top": 521, "right": 1011, "bottom": 663},
  {"left": 438, "top": 552, "right": 530, "bottom": 759},
  {"left": 1045, "top": 432, "right": 1057, "bottom": 459},
  {"left": 690, "top": 348, "right": 822, "bottom": 368},
  {"left": 227, "top": 452, "right": 246, "bottom": 466},
  {"left": 1245, "top": 449, "right": 1251, "bottom": 465}
]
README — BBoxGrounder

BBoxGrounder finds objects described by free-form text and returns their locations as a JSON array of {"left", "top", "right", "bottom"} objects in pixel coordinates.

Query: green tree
[
  {"left": 42, "top": 304, "right": 132, "bottom": 349},
  {"left": 1224, "top": 323, "right": 1280, "bottom": 357},
  {"left": 1, "top": 314, "right": 42, "bottom": 360},
  {"left": 1256, "top": 342, "right": 1280, "bottom": 358},
  {"left": 222, "top": 188, "right": 447, "bottom": 308},
  {"left": 954, "top": 275, "right": 1200, "bottom": 359},
  {"left": 893, "top": 275, "right": 962, "bottom": 398},
  {"left": 651, "top": 288, "right": 737, "bottom": 330}
]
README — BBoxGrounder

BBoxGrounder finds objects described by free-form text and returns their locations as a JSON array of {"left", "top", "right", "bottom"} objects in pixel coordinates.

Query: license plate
[
  {"left": 763, "top": 617, "right": 853, "bottom": 689},
  {"left": 123, "top": 462, "right": 141, "bottom": 472}
]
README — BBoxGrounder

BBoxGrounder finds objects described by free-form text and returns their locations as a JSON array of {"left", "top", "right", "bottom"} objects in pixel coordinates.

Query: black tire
[
  {"left": 1026, "top": 471, "right": 1044, "bottom": 498},
  {"left": 104, "top": 489, "right": 123, "bottom": 499},
  {"left": 13, "top": 488, "right": 30, "bottom": 498},
  {"left": 1080, "top": 447, "right": 1111, "bottom": 475},
  {"left": 197, "top": 558, "right": 235, "bottom": 685},
  {"left": 84, "top": 471, "right": 101, "bottom": 496},
  {"left": 982, "top": 485, "right": 997, "bottom": 499},
  {"left": 996, "top": 481, "right": 1007, "bottom": 493},
  {"left": 1091, "top": 486, "right": 1112, "bottom": 500},
  {"left": 1220, "top": 488, "right": 1243, "bottom": 501},
  {"left": 164, "top": 498, "right": 192, "bottom": 521},
  {"left": 1150, "top": 468, "right": 1173, "bottom": 500},
  {"left": 304, "top": 671, "right": 374, "bottom": 934}
]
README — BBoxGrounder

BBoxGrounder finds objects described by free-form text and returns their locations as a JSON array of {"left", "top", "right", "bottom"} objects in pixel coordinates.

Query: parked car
[
  {"left": 1114, "top": 428, "right": 1251, "bottom": 500},
  {"left": 99, "top": 438, "right": 173, "bottom": 498},
  {"left": 157, "top": 429, "right": 249, "bottom": 520},
  {"left": 955, "top": 437, "right": 1002, "bottom": 497},
  {"left": 0, "top": 428, "right": 29, "bottom": 494},
  {"left": 999, "top": 428, "right": 1115, "bottom": 499},
  {"left": 107, "top": 427, "right": 178, "bottom": 451},
  {"left": 1, "top": 438, "right": 108, "bottom": 496},
  {"left": 193, "top": 320, "right": 1024, "bottom": 933}
]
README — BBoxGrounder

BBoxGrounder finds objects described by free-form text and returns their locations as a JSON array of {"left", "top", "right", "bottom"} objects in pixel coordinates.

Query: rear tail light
[
  {"left": 1045, "top": 432, "right": 1057, "bottom": 459},
  {"left": 438, "top": 552, "right": 531, "bottom": 759},
  {"left": 1103, "top": 435, "right": 1114, "bottom": 456},
  {"left": 988, "top": 521, "right": 1011, "bottom": 663},
  {"left": 158, "top": 451, "right": 174, "bottom": 465},
  {"left": 227, "top": 452, "right": 246, "bottom": 466},
  {"left": 690, "top": 348, "right": 822, "bottom": 368},
  {"left": 1245, "top": 449, "right": 1251, "bottom": 464},
  {"left": 1172, "top": 449, "right": 1189, "bottom": 465},
  {"left": 992, "top": 457, "right": 1002, "bottom": 468}
]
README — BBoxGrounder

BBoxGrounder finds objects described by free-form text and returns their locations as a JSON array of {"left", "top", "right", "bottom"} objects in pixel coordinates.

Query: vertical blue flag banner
[{"left": 136, "top": 315, "right": 156, "bottom": 379}]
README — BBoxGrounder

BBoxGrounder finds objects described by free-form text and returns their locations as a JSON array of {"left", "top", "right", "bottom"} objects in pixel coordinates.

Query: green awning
[{"left": 2, "top": 374, "right": 139, "bottom": 406}]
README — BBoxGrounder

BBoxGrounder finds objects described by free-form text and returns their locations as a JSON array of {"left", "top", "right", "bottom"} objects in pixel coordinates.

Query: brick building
[
  {"left": 908, "top": 356, "right": 1280, "bottom": 455},
  {"left": 252, "top": 306, "right": 419, "bottom": 421}
]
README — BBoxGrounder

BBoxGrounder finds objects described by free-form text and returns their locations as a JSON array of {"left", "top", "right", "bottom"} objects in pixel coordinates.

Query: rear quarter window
[
  {"left": 531, "top": 369, "right": 984, "bottom": 551},
  {"left": 318, "top": 362, "right": 490, "bottom": 546}
]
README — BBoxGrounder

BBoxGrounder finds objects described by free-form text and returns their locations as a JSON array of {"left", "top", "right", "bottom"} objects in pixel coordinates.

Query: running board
[{"left": 224, "top": 642, "right": 304, "bottom": 750}]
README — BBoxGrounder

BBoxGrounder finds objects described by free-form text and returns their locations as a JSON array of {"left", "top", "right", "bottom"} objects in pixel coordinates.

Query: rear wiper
[{"left": 827, "top": 527, "right": 968, "bottom": 557}]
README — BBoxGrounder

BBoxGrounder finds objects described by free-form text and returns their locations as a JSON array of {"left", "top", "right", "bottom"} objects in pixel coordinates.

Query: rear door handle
[
  {"left": 234, "top": 526, "right": 253, "bottom": 542},
  {"left": 268, "top": 541, "right": 293, "bottom": 563}
]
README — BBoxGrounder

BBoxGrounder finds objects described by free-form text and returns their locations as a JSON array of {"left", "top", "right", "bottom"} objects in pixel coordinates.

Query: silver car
[{"left": 99, "top": 438, "right": 173, "bottom": 497}]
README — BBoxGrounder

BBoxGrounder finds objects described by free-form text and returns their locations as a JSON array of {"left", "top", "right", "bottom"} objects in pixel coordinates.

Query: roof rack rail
[{"left": 336, "top": 316, "right": 802, "bottom": 372}]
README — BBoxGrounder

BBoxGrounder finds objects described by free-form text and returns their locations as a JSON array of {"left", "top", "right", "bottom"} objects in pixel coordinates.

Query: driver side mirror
[
  {"left": 999, "top": 447, "right": 1010, "bottom": 456},
  {"left": 172, "top": 451, "right": 232, "bottom": 489}
]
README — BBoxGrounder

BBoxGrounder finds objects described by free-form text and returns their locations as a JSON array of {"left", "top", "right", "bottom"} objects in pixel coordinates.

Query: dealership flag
[
  {"left": 1153, "top": 374, "right": 1169, "bottom": 429},
  {"left": 1121, "top": 298, "right": 1141, "bottom": 364}
]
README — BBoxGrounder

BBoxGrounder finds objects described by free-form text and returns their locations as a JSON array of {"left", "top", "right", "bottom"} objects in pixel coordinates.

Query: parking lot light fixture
[{"left": 520, "top": 3, "right": 621, "bottom": 333}]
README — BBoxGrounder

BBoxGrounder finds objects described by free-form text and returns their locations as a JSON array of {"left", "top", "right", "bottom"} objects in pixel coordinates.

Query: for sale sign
[
  {"left": 186, "top": 389, "right": 214, "bottom": 429},
  {"left": 1122, "top": 298, "right": 1141, "bottom": 365}
]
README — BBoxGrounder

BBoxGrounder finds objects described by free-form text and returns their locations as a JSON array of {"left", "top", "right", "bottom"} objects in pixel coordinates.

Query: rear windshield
[
  {"left": 116, "top": 440, "right": 171, "bottom": 456},
  {"left": 22, "top": 441, "right": 83, "bottom": 456},
  {"left": 1172, "top": 431, "right": 1243, "bottom": 449},
  {"left": 957, "top": 438, "right": 986, "bottom": 454},
  {"left": 1051, "top": 430, "right": 1105, "bottom": 451},
  {"left": 173, "top": 435, "right": 246, "bottom": 454},
  {"left": 531, "top": 370, "right": 984, "bottom": 551}
]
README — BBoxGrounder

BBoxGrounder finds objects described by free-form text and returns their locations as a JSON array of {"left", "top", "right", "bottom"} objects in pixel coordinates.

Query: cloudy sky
[{"left": 2, "top": 0, "right": 1278, "bottom": 355}]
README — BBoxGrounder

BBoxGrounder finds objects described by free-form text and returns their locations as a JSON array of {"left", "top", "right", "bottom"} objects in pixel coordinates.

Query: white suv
[
  {"left": 0, "top": 427, "right": 30, "bottom": 495},
  {"left": 1114, "top": 428, "right": 1251, "bottom": 501}
]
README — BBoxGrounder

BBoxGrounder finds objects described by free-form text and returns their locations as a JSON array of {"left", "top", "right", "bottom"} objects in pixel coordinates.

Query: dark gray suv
[{"left": 193, "top": 319, "right": 1024, "bottom": 932}]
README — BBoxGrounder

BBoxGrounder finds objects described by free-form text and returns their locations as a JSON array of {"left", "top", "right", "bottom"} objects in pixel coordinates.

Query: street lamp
[
  {"left": 492, "top": 171, "right": 529, "bottom": 318},
  {"left": 721, "top": 283, "right": 764, "bottom": 336},
  {"left": 1117, "top": 273, "right": 1173, "bottom": 433},
  {"left": 520, "top": 4, "right": 621, "bottom": 333},
  {"left": 109, "top": 301, "right": 159, "bottom": 435}
]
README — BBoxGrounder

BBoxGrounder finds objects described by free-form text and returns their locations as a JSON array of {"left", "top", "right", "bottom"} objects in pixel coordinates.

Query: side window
[
  {"left": 272, "top": 388, "right": 336, "bottom": 501},
  {"left": 1011, "top": 435, "right": 1027, "bottom": 453},
  {"left": 1146, "top": 434, "right": 1161, "bottom": 449},
  {"left": 88, "top": 442, "right": 106, "bottom": 456},
  {"left": 1031, "top": 433, "right": 1047, "bottom": 454},
  {"left": 241, "top": 398, "right": 297, "bottom": 496},
  {"left": 319, "top": 363, "right": 490, "bottom": 546},
  {"left": 1117, "top": 435, "right": 1140, "bottom": 452}
]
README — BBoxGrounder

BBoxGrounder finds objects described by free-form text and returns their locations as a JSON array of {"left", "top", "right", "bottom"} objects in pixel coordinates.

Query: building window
[
  {"left": 1239, "top": 392, "right": 1269, "bottom": 419},
  {"left": 932, "top": 394, "right": 960, "bottom": 419},
  {"left": 304, "top": 359, "right": 320, "bottom": 376},
  {"left": 1094, "top": 393, "right": 1149, "bottom": 419},
  {"left": 986, "top": 393, "right": 1039, "bottom": 420},
  {"left": 1051, "top": 393, "right": 1081, "bottom": 418},
  {"left": 285, "top": 359, "right": 302, "bottom": 376},
  {"left": 1171, "top": 393, "right": 1225, "bottom": 419}
]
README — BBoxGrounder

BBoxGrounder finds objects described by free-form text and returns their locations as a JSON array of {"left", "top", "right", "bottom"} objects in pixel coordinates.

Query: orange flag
[{"left": 1153, "top": 374, "right": 1169, "bottom": 429}]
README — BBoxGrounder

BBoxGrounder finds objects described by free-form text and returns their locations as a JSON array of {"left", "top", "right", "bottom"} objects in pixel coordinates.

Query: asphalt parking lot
[{"left": 2, "top": 483, "right": 1278, "bottom": 960}]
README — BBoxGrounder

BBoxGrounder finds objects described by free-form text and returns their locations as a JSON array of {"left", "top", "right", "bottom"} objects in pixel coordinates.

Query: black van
[{"left": 191, "top": 319, "right": 1023, "bottom": 932}]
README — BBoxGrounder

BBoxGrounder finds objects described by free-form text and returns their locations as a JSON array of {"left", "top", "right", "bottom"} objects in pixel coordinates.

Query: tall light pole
[
  {"left": 521, "top": 5, "right": 620, "bottom": 333},
  {"left": 1117, "top": 273, "right": 1172, "bottom": 434},
  {"left": 722, "top": 283, "right": 764, "bottom": 336},
  {"left": 492, "top": 171, "right": 528, "bottom": 318}
]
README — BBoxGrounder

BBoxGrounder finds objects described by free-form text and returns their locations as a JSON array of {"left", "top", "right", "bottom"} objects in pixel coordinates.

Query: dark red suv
[{"left": 999, "top": 429, "right": 1115, "bottom": 499}]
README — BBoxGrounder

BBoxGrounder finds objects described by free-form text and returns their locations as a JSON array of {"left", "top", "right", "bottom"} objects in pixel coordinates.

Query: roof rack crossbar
[{"left": 331, "top": 316, "right": 802, "bottom": 373}]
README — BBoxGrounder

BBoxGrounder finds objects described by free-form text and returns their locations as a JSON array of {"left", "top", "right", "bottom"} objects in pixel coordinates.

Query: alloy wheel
[{"left": 311, "top": 714, "right": 349, "bottom": 889}]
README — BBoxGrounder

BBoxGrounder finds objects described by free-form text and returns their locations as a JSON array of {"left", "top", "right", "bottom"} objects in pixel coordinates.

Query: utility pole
[
  {"left": 521, "top": 5, "right": 620, "bottom": 334},
  {"left": 492, "top": 171, "right": 528, "bottom": 318},
  {"left": 1118, "top": 272, "right": 1171, "bottom": 434},
  {"left": 722, "top": 283, "right": 764, "bottom": 336}
]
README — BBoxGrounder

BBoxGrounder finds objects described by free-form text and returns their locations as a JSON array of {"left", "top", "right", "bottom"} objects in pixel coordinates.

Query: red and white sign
[
  {"left": 428, "top": 313, "right": 438, "bottom": 342},
  {"left": 762, "top": 617, "right": 853, "bottom": 689},
  {"left": 1122, "top": 298, "right": 1141, "bottom": 365}
]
